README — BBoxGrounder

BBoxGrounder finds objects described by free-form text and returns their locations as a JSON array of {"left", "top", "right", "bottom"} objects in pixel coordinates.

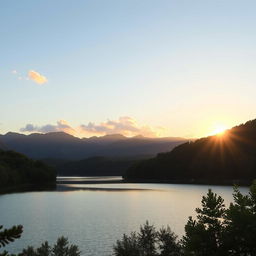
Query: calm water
[{"left": 0, "top": 177, "right": 249, "bottom": 256}]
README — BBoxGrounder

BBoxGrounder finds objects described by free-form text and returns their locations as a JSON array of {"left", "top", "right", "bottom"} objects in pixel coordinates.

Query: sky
[{"left": 1, "top": 0, "right": 256, "bottom": 138}]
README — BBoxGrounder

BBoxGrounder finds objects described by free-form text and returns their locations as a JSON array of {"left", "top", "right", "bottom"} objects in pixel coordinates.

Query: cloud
[
  {"left": 20, "top": 117, "right": 166, "bottom": 137},
  {"left": 28, "top": 70, "right": 48, "bottom": 84},
  {"left": 80, "top": 116, "right": 164, "bottom": 137},
  {"left": 20, "top": 120, "right": 75, "bottom": 134}
]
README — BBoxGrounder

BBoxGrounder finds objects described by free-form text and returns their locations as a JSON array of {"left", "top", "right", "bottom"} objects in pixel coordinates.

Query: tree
[
  {"left": 113, "top": 233, "right": 140, "bottom": 256},
  {"left": 0, "top": 225, "right": 23, "bottom": 256},
  {"left": 182, "top": 189, "right": 226, "bottom": 255},
  {"left": 113, "top": 222, "right": 181, "bottom": 256},
  {"left": 0, "top": 225, "right": 80, "bottom": 256},
  {"left": 113, "top": 182, "right": 256, "bottom": 256},
  {"left": 138, "top": 221, "right": 158, "bottom": 256},
  {"left": 157, "top": 226, "right": 181, "bottom": 256},
  {"left": 18, "top": 237, "right": 80, "bottom": 256},
  {"left": 224, "top": 181, "right": 256, "bottom": 255}
]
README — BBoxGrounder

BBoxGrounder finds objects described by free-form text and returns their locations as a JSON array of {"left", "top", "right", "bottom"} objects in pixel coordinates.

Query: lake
[{"left": 0, "top": 177, "right": 249, "bottom": 256}]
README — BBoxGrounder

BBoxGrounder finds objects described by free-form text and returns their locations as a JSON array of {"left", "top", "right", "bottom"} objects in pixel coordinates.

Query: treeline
[
  {"left": 125, "top": 119, "right": 256, "bottom": 184},
  {"left": 0, "top": 150, "right": 56, "bottom": 189}
]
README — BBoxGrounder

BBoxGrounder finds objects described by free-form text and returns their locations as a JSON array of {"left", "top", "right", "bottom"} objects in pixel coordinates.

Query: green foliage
[
  {"left": 0, "top": 150, "right": 56, "bottom": 189},
  {"left": 113, "top": 221, "right": 181, "bottom": 256}
]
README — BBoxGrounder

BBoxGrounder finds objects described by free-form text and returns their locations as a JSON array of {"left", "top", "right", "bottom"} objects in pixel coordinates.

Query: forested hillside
[
  {"left": 125, "top": 119, "right": 256, "bottom": 184},
  {"left": 0, "top": 150, "right": 56, "bottom": 189}
]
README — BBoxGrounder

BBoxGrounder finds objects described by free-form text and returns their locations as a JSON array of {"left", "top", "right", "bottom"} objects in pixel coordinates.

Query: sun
[{"left": 211, "top": 124, "right": 228, "bottom": 136}]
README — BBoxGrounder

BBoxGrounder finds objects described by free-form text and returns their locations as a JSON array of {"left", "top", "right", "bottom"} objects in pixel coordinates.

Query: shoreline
[
  {"left": 123, "top": 178, "right": 252, "bottom": 186},
  {"left": 58, "top": 176, "right": 251, "bottom": 186},
  {"left": 0, "top": 183, "right": 56, "bottom": 195},
  {"left": 1, "top": 177, "right": 251, "bottom": 196}
]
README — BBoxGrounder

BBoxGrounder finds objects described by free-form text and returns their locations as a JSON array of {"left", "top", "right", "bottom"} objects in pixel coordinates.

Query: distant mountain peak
[
  {"left": 5, "top": 132, "right": 24, "bottom": 136},
  {"left": 85, "top": 134, "right": 127, "bottom": 142},
  {"left": 43, "top": 131, "right": 74, "bottom": 137},
  {"left": 4, "top": 132, "right": 26, "bottom": 139},
  {"left": 1, "top": 130, "right": 188, "bottom": 160}
]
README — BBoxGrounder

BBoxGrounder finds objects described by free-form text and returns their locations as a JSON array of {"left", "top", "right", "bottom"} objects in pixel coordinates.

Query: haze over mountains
[{"left": 0, "top": 132, "right": 187, "bottom": 160}]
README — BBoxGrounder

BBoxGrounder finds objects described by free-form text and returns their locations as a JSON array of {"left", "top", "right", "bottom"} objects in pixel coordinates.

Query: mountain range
[{"left": 0, "top": 132, "right": 187, "bottom": 160}]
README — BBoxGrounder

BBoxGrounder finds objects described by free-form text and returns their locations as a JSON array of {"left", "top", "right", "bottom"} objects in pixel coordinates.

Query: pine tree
[
  {"left": 181, "top": 189, "right": 226, "bottom": 255},
  {"left": 0, "top": 225, "right": 23, "bottom": 256},
  {"left": 224, "top": 182, "right": 256, "bottom": 255}
]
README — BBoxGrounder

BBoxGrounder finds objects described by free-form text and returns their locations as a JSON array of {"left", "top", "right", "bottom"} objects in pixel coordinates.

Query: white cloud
[
  {"left": 28, "top": 70, "right": 48, "bottom": 84},
  {"left": 20, "top": 117, "right": 166, "bottom": 137}
]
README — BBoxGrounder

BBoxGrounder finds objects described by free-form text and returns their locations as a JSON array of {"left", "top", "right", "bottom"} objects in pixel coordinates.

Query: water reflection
[
  {"left": 57, "top": 176, "right": 157, "bottom": 192},
  {"left": 58, "top": 184, "right": 154, "bottom": 192},
  {"left": 58, "top": 176, "right": 123, "bottom": 182},
  {"left": 0, "top": 177, "right": 249, "bottom": 256}
]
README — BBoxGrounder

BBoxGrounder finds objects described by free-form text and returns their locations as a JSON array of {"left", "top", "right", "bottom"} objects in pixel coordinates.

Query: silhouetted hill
[
  {"left": 85, "top": 134, "right": 127, "bottom": 144},
  {"left": 125, "top": 119, "right": 256, "bottom": 184},
  {"left": 0, "top": 132, "right": 187, "bottom": 160},
  {"left": 0, "top": 132, "right": 88, "bottom": 160},
  {"left": 93, "top": 136, "right": 185, "bottom": 157},
  {"left": 56, "top": 156, "right": 146, "bottom": 176},
  {"left": 0, "top": 150, "right": 56, "bottom": 190}
]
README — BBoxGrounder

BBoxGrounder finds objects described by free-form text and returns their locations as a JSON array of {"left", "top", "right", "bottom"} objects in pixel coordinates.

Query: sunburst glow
[{"left": 211, "top": 124, "right": 228, "bottom": 136}]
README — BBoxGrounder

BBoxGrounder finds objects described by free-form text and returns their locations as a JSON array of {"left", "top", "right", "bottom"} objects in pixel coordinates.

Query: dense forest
[
  {"left": 125, "top": 119, "right": 256, "bottom": 184},
  {"left": 0, "top": 150, "right": 56, "bottom": 190}
]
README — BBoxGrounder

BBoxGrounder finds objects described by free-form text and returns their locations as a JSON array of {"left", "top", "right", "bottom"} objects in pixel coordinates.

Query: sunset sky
[{"left": 1, "top": 0, "right": 256, "bottom": 138}]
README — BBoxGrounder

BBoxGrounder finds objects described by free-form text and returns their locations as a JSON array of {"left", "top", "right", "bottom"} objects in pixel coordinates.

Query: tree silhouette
[
  {"left": 113, "top": 181, "right": 256, "bottom": 256},
  {"left": 0, "top": 225, "right": 23, "bottom": 248},
  {"left": 0, "top": 225, "right": 23, "bottom": 256},
  {"left": 19, "top": 237, "right": 80, "bottom": 256},
  {"left": 182, "top": 190, "right": 226, "bottom": 255},
  {"left": 113, "top": 222, "right": 180, "bottom": 256},
  {"left": 224, "top": 181, "right": 256, "bottom": 254}
]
